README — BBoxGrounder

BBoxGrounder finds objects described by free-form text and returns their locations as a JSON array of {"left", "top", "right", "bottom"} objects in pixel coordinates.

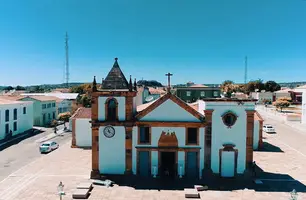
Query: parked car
[
  {"left": 39, "top": 141, "right": 59, "bottom": 153},
  {"left": 263, "top": 124, "right": 276, "bottom": 133}
]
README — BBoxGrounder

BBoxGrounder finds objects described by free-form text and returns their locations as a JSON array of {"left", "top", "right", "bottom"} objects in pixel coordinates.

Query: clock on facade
[{"left": 103, "top": 126, "right": 115, "bottom": 138}]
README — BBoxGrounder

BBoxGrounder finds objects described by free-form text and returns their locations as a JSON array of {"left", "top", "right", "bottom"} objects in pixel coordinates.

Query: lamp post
[{"left": 57, "top": 181, "right": 65, "bottom": 200}]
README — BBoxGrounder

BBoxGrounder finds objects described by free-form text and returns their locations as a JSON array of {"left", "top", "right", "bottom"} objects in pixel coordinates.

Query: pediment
[{"left": 136, "top": 93, "right": 204, "bottom": 122}]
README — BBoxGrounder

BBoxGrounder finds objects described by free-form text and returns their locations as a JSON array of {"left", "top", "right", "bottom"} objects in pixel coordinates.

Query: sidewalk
[
  {"left": 256, "top": 105, "right": 306, "bottom": 133},
  {"left": 35, "top": 129, "right": 70, "bottom": 143}
]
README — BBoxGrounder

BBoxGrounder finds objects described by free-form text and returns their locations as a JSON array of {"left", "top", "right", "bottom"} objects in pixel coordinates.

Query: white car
[
  {"left": 263, "top": 124, "right": 276, "bottom": 133},
  {"left": 39, "top": 141, "right": 59, "bottom": 153}
]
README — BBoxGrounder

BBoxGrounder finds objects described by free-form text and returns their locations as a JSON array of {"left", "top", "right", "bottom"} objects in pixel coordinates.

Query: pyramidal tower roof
[{"left": 102, "top": 58, "right": 129, "bottom": 90}]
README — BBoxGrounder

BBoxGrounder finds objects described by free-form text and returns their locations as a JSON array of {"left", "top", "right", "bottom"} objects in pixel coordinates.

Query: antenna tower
[
  {"left": 244, "top": 56, "right": 248, "bottom": 84},
  {"left": 65, "top": 32, "right": 69, "bottom": 88}
]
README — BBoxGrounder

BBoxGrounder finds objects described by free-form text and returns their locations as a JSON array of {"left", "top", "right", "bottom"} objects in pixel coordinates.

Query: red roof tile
[{"left": 71, "top": 107, "right": 91, "bottom": 119}]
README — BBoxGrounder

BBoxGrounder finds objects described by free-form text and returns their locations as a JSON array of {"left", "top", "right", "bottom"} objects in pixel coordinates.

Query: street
[
  {"left": 0, "top": 125, "right": 72, "bottom": 182},
  {"left": 257, "top": 107, "right": 306, "bottom": 156}
]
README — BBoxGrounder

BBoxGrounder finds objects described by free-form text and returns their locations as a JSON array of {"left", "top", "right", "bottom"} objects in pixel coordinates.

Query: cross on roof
[{"left": 165, "top": 72, "right": 173, "bottom": 93}]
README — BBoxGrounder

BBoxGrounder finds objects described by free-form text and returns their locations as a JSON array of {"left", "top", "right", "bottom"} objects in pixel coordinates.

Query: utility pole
[
  {"left": 244, "top": 56, "right": 248, "bottom": 84},
  {"left": 65, "top": 32, "right": 69, "bottom": 88}
]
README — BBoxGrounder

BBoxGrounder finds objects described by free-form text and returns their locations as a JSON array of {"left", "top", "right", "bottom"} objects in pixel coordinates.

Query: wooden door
[
  {"left": 186, "top": 152, "right": 198, "bottom": 178},
  {"left": 139, "top": 151, "right": 150, "bottom": 177},
  {"left": 221, "top": 151, "right": 235, "bottom": 177}
]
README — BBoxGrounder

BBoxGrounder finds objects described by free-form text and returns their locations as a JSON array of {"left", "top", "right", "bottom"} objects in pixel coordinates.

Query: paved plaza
[{"left": 1, "top": 120, "right": 306, "bottom": 199}]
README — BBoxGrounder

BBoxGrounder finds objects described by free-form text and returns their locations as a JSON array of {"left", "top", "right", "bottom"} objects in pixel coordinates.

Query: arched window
[
  {"left": 105, "top": 98, "right": 118, "bottom": 121},
  {"left": 222, "top": 111, "right": 237, "bottom": 128}
]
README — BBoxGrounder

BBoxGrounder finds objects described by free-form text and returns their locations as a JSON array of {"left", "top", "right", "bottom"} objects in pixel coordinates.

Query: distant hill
[
  {"left": 0, "top": 82, "right": 85, "bottom": 92},
  {"left": 278, "top": 82, "right": 306, "bottom": 89},
  {"left": 137, "top": 80, "right": 163, "bottom": 87}
]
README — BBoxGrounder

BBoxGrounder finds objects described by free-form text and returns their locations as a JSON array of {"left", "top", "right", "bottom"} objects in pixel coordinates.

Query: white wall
[
  {"left": 0, "top": 102, "right": 33, "bottom": 140},
  {"left": 199, "top": 127, "right": 205, "bottom": 177},
  {"left": 140, "top": 99, "right": 201, "bottom": 122},
  {"left": 205, "top": 101, "right": 255, "bottom": 174},
  {"left": 133, "top": 126, "right": 205, "bottom": 177},
  {"left": 98, "top": 97, "right": 126, "bottom": 121},
  {"left": 57, "top": 99, "right": 72, "bottom": 114},
  {"left": 133, "top": 97, "right": 137, "bottom": 114},
  {"left": 135, "top": 91, "right": 143, "bottom": 106},
  {"left": 253, "top": 120, "right": 259, "bottom": 150},
  {"left": 132, "top": 126, "right": 137, "bottom": 174},
  {"left": 75, "top": 119, "right": 92, "bottom": 147},
  {"left": 302, "top": 90, "right": 306, "bottom": 124},
  {"left": 99, "top": 126, "right": 126, "bottom": 174},
  {"left": 251, "top": 92, "right": 273, "bottom": 103},
  {"left": 274, "top": 92, "right": 291, "bottom": 99}
]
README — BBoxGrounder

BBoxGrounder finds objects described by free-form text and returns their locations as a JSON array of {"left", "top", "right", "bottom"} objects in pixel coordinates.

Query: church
[{"left": 71, "top": 58, "right": 263, "bottom": 179}]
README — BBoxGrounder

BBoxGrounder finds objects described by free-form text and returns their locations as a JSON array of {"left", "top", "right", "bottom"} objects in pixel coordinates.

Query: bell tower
[{"left": 91, "top": 58, "right": 137, "bottom": 178}]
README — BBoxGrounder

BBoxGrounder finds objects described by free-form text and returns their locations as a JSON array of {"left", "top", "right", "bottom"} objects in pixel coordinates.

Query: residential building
[
  {"left": 250, "top": 92, "right": 273, "bottom": 103},
  {"left": 17, "top": 96, "right": 57, "bottom": 126},
  {"left": 20, "top": 93, "right": 78, "bottom": 115},
  {"left": 70, "top": 107, "right": 92, "bottom": 148},
  {"left": 251, "top": 90, "right": 294, "bottom": 104},
  {"left": 176, "top": 84, "right": 221, "bottom": 103},
  {"left": 0, "top": 98, "right": 33, "bottom": 141},
  {"left": 72, "top": 58, "right": 263, "bottom": 179}
]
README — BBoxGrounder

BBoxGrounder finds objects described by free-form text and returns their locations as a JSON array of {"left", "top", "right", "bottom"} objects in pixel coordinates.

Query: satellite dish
[{"left": 145, "top": 96, "right": 154, "bottom": 102}]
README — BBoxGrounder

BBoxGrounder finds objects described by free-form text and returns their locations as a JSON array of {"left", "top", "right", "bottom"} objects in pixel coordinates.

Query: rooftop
[
  {"left": 0, "top": 97, "right": 30, "bottom": 105},
  {"left": 18, "top": 95, "right": 58, "bottom": 102},
  {"left": 71, "top": 107, "right": 91, "bottom": 119},
  {"left": 136, "top": 99, "right": 158, "bottom": 112},
  {"left": 189, "top": 84, "right": 208, "bottom": 88},
  {"left": 148, "top": 87, "right": 167, "bottom": 95},
  {"left": 101, "top": 58, "right": 130, "bottom": 90},
  {"left": 20, "top": 93, "right": 79, "bottom": 100}
]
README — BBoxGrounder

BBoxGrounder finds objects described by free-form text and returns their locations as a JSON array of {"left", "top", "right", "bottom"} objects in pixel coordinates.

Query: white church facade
[{"left": 72, "top": 58, "right": 263, "bottom": 179}]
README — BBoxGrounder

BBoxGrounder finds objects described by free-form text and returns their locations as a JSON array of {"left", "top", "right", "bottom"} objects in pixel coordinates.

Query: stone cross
[{"left": 165, "top": 72, "right": 173, "bottom": 93}]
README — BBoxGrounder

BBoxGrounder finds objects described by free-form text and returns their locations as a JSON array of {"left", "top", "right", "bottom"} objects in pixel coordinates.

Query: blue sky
[{"left": 0, "top": 0, "right": 306, "bottom": 86}]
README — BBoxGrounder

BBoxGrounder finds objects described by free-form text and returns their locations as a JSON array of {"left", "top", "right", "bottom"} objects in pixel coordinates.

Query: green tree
[
  {"left": 273, "top": 97, "right": 291, "bottom": 112},
  {"left": 58, "top": 112, "right": 71, "bottom": 128},
  {"left": 15, "top": 85, "right": 26, "bottom": 90},
  {"left": 221, "top": 80, "right": 235, "bottom": 97},
  {"left": 70, "top": 84, "right": 93, "bottom": 107},
  {"left": 264, "top": 81, "right": 281, "bottom": 92},
  {"left": 4, "top": 86, "right": 14, "bottom": 91},
  {"left": 81, "top": 95, "right": 91, "bottom": 107},
  {"left": 245, "top": 79, "right": 265, "bottom": 94}
]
